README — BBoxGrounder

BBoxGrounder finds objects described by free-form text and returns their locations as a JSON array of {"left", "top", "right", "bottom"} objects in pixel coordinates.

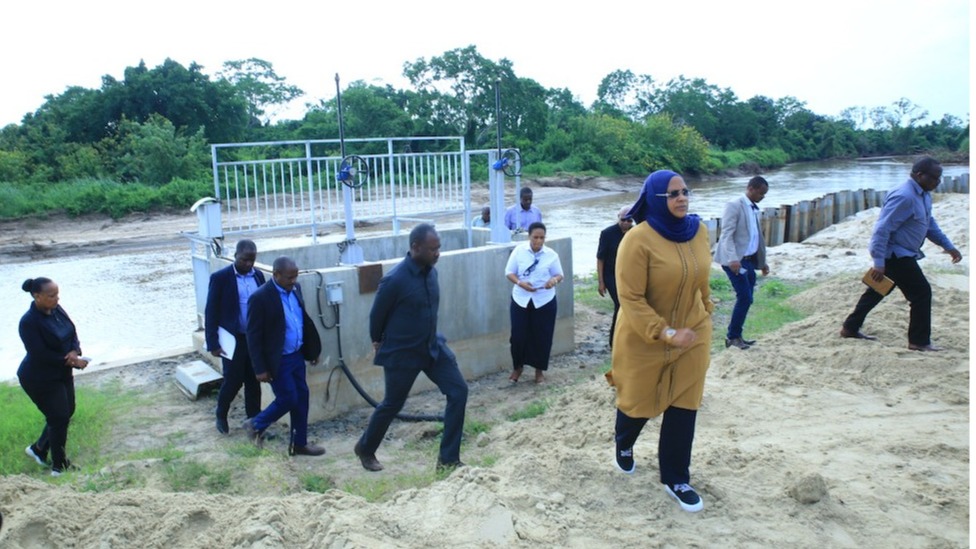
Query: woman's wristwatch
[{"left": 664, "top": 327, "right": 677, "bottom": 342}]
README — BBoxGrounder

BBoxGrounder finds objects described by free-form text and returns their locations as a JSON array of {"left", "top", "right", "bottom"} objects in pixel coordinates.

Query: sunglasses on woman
[
  {"left": 522, "top": 257, "right": 539, "bottom": 277},
  {"left": 655, "top": 189, "right": 691, "bottom": 199}
]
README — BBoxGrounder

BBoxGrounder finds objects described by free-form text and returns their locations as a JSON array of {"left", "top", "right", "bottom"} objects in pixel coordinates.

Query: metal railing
[{"left": 210, "top": 136, "right": 474, "bottom": 238}]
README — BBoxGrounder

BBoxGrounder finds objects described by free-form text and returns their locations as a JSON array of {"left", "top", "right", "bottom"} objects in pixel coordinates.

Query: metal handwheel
[
  {"left": 336, "top": 155, "right": 370, "bottom": 188},
  {"left": 501, "top": 148, "right": 522, "bottom": 177}
]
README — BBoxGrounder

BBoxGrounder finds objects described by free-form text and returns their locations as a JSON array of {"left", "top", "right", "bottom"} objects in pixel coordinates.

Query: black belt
[{"left": 742, "top": 254, "right": 757, "bottom": 262}]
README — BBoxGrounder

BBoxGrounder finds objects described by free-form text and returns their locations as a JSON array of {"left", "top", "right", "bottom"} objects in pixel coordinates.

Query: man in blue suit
[
  {"left": 243, "top": 256, "right": 325, "bottom": 457},
  {"left": 354, "top": 224, "right": 469, "bottom": 473},
  {"left": 205, "top": 240, "right": 265, "bottom": 435}
]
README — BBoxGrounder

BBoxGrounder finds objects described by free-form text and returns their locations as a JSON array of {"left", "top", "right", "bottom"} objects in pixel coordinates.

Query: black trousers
[
  {"left": 843, "top": 256, "right": 932, "bottom": 345},
  {"left": 510, "top": 297, "right": 557, "bottom": 371},
  {"left": 215, "top": 333, "right": 262, "bottom": 420},
  {"left": 606, "top": 278, "right": 620, "bottom": 348},
  {"left": 359, "top": 352, "right": 468, "bottom": 464},
  {"left": 615, "top": 406, "right": 697, "bottom": 486},
  {"left": 20, "top": 375, "right": 76, "bottom": 469}
]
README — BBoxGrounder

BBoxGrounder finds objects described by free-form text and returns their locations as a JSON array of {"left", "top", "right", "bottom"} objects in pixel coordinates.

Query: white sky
[{"left": 1, "top": 0, "right": 970, "bottom": 128}]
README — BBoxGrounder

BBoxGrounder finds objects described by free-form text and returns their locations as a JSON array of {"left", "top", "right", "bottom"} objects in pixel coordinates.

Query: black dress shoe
[
  {"left": 840, "top": 328, "right": 878, "bottom": 341},
  {"left": 290, "top": 444, "right": 326, "bottom": 457},
  {"left": 354, "top": 441, "right": 384, "bottom": 472},
  {"left": 742, "top": 339, "right": 756, "bottom": 345},
  {"left": 725, "top": 338, "right": 751, "bottom": 350},
  {"left": 435, "top": 459, "right": 466, "bottom": 473},
  {"left": 908, "top": 343, "right": 942, "bottom": 352},
  {"left": 215, "top": 416, "right": 229, "bottom": 435}
]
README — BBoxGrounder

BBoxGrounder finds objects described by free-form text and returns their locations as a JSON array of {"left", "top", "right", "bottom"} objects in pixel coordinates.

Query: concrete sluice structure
[
  {"left": 186, "top": 137, "right": 577, "bottom": 420},
  {"left": 195, "top": 227, "right": 575, "bottom": 423}
]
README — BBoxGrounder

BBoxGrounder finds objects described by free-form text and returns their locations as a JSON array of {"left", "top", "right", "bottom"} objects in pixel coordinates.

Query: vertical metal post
[
  {"left": 488, "top": 150, "right": 510, "bottom": 244},
  {"left": 305, "top": 141, "right": 318, "bottom": 243}
]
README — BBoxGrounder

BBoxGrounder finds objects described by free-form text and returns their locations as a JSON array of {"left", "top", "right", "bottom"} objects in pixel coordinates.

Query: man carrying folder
[
  {"left": 205, "top": 240, "right": 266, "bottom": 433},
  {"left": 840, "top": 157, "right": 962, "bottom": 351}
]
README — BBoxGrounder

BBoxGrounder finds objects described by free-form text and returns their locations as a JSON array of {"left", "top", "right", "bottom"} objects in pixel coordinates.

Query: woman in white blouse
[{"left": 504, "top": 222, "right": 565, "bottom": 384}]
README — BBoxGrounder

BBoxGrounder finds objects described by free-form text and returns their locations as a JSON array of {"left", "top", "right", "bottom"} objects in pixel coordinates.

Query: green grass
[
  {"left": 0, "top": 178, "right": 212, "bottom": 219},
  {"left": 301, "top": 473, "right": 335, "bottom": 493},
  {"left": 0, "top": 380, "right": 141, "bottom": 475},
  {"left": 163, "top": 460, "right": 232, "bottom": 493},
  {"left": 573, "top": 276, "right": 616, "bottom": 315},
  {"left": 225, "top": 441, "right": 271, "bottom": 458},
  {"left": 341, "top": 471, "right": 439, "bottom": 502},
  {"left": 507, "top": 400, "right": 549, "bottom": 422},
  {"left": 709, "top": 275, "right": 809, "bottom": 350},
  {"left": 463, "top": 418, "right": 491, "bottom": 437}
]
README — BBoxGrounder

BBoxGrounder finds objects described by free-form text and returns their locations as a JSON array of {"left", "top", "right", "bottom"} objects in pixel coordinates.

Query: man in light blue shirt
[
  {"left": 205, "top": 240, "right": 266, "bottom": 435},
  {"left": 841, "top": 157, "right": 962, "bottom": 351},
  {"left": 504, "top": 187, "right": 542, "bottom": 232},
  {"left": 244, "top": 257, "right": 325, "bottom": 456},
  {"left": 472, "top": 205, "right": 491, "bottom": 228}
]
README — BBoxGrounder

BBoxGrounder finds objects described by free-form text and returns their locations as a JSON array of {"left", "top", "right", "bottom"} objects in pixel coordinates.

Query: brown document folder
[{"left": 862, "top": 269, "right": 895, "bottom": 296}]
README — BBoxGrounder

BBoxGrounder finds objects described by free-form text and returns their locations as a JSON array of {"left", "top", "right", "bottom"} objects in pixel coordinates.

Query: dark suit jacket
[
  {"left": 246, "top": 280, "right": 322, "bottom": 378},
  {"left": 17, "top": 303, "right": 81, "bottom": 383},
  {"left": 204, "top": 264, "right": 267, "bottom": 352}
]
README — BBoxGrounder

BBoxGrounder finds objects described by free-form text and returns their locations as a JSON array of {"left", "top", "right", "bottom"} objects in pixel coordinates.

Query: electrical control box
[{"left": 326, "top": 281, "right": 344, "bottom": 305}]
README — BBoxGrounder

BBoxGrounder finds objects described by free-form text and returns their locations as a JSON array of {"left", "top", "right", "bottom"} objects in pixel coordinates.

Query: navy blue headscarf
[{"left": 626, "top": 170, "right": 701, "bottom": 243}]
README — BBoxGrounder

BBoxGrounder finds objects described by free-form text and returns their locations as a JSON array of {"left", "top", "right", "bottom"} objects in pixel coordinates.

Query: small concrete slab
[{"left": 174, "top": 360, "right": 222, "bottom": 400}]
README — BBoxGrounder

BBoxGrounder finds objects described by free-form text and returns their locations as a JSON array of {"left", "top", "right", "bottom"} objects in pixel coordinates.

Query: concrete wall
[{"left": 195, "top": 228, "right": 574, "bottom": 422}]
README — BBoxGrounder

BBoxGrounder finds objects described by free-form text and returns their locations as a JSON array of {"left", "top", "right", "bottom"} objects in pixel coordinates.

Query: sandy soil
[{"left": 0, "top": 192, "right": 969, "bottom": 548}]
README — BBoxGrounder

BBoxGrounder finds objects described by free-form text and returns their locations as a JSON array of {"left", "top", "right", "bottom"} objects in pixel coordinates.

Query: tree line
[{"left": 0, "top": 46, "right": 968, "bottom": 219}]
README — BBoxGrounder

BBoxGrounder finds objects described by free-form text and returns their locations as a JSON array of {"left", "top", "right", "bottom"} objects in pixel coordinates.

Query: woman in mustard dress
[{"left": 606, "top": 170, "right": 713, "bottom": 512}]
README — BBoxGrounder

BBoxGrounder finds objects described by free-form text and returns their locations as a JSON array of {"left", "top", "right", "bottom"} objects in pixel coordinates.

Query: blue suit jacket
[
  {"left": 204, "top": 264, "right": 266, "bottom": 353},
  {"left": 246, "top": 280, "right": 322, "bottom": 378}
]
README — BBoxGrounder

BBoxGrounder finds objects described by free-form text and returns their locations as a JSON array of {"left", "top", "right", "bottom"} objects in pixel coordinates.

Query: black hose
[{"left": 313, "top": 276, "right": 443, "bottom": 423}]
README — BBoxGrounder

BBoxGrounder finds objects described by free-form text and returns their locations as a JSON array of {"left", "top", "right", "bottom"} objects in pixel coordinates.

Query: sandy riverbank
[{"left": 0, "top": 193, "right": 969, "bottom": 548}]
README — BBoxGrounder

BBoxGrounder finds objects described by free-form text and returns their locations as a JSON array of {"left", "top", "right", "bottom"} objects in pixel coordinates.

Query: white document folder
[{"left": 217, "top": 327, "right": 237, "bottom": 359}]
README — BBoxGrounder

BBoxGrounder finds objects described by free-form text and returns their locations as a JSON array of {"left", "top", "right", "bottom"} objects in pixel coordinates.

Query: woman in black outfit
[{"left": 18, "top": 277, "right": 89, "bottom": 476}]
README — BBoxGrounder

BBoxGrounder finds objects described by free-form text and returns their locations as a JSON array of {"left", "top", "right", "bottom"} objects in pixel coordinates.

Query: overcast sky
[{"left": 1, "top": 0, "right": 969, "bottom": 128}]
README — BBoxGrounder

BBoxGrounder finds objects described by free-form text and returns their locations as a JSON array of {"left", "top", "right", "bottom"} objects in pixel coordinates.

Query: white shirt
[
  {"left": 505, "top": 243, "right": 564, "bottom": 308},
  {"left": 741, "top": 195, "right": 761, "bottom": 256}
]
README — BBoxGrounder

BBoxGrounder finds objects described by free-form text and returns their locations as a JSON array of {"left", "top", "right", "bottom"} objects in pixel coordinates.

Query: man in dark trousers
[
  {"left": 840, "top": 156, "right": 962, "bottom": 350},
  {"left": 713, "top": 176, "right": 770, "bottom": 350},
  {"left": 596, "top": 206, "right": 634, "bottom": 348},
  {"left": 354, "top": 223, "right": 469, "bottom": 473},
  {"left": 243, "top": 256, "right": 325, "bottom": 456},
  {"left": 205, "top": 240, "right": 265, "bottom": 435}
]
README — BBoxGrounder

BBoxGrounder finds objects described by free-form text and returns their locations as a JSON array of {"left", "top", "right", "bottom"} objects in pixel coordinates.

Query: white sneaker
[
  {"left": 664, "top": 483, "right": 703, "bottom": 513},
  {"left": 25, "top": 445, "right": 47, "bottom": 467}
]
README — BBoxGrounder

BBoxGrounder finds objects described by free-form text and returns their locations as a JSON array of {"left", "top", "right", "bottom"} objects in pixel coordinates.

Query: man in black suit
[
  {"left": 205, "top": 240, "right": 266, "bottom": 435},
  {"left": 243, "top": 256, "right": 325, "bottom": 457}
]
